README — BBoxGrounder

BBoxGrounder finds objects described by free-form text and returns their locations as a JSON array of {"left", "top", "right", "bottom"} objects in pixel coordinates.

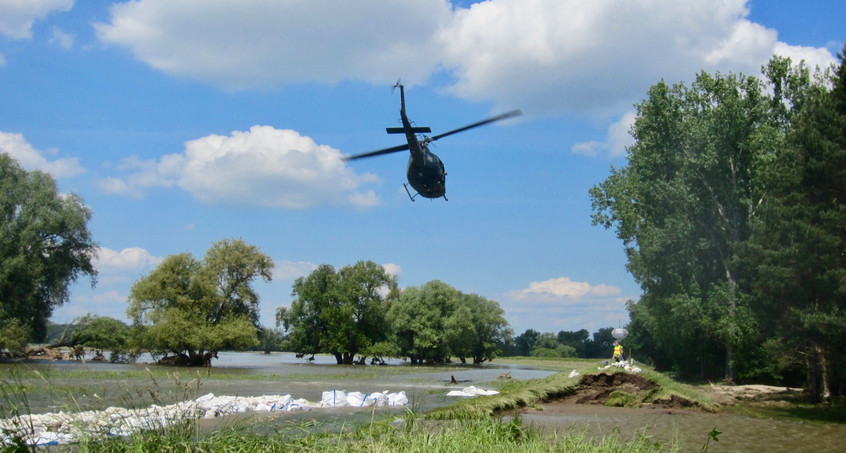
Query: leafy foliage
[
  {"left": 591, "top": 48, "right": 846, "bottom": 398},
  {"left": 277, "top": 261, "right": 397, "bottom": 364},
  {"left": 71, "top": 314, "right": 130, "bottom": 359},
  {"left": 0, "top": 154, "right": 97, "bottom": 341},
  {"left": 128, "top": 239, "right": 272, "bottom": 366}
]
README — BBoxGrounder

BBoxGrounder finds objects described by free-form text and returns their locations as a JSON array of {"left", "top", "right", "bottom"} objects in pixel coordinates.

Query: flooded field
[{"left": 2, "top": 352, "right": 844, "bottom": 451}]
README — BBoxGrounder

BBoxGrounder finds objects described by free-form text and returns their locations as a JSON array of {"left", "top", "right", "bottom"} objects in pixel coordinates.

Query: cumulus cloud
[
  {"left": 273, "top": 260, "right": 318, "bottom": 281},
  {"left": 571, "top": 111, "right": 636, "bottom": 158},
  {"left": 503, "top": 276, "right": 631, "bottom": 333},
  {"left": 512, "top": 276, "right": 622, "bottom": 303},
  {"left": 98, "top": 125, "right": 381, "bottom": 209},
  {"left": 0, "top": 0, "right": 73, "bottom": 39},
  {"left": 96, "top": 247, "right": 163, "bottom": 273},
  {"left": 49, "top": 25, "right": 75, "bottom": 49},
  {"left": 438, "top": 0, "right": 836, "bottom": 115},
  {"left": 0, "top": 131, "right": 84, "bottom": 178},
  {"left": 381, "top": 263, "right": 402, "bottom": 278},
  {"left": 95, "top": 0, "right": 451, "bottom": 89},
  {"left": 93, "top": 0, "right": 835, "bottom": 117}
]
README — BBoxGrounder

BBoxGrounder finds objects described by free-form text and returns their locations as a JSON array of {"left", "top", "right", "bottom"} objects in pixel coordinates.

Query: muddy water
[{"left": 515, "top": 403, "right": 846, "bottom": 452}]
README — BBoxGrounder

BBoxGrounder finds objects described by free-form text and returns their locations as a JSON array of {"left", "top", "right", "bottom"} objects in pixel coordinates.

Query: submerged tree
[
  {"left": 277, "top": 260, "right": 397, "bottom": 364},
  {"left": 128, "top": 239, "right": 272, "bottom": 366},
  {"left": 71, "top": 314, "right": 130, "bottom": 361}
]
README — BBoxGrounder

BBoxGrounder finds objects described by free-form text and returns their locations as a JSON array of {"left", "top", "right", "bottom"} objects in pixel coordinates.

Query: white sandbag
[
  {"left": 446, "top": 386, "right": 499, "bottom": 397},
  {"left": 320, "top": 389, "right": 349, "bottom": 407},
  {"left": 386, "top": 391, "right": 408, "bottom": 406},
  {"left": 346, "top": 392, "right": 370, "bottom": 407}
]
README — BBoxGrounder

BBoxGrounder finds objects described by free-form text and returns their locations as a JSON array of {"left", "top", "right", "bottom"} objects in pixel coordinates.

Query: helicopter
[{"left": 345, "top": 83, "right": 521, "bottom": 201}]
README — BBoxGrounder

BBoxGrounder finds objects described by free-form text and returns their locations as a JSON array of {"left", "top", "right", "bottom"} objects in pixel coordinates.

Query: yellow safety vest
[{"left": 614, "top": 344, "right": 623, "bottom": 356}]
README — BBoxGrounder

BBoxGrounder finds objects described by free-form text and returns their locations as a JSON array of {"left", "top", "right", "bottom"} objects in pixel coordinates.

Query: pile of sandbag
[
  {"left": 598, "top": 361, "right": 643, "bottom": 373},
  {"left": 0, "top": 389, "right": 409, "bottom": 447},
  {"left": 445, "top": 386, "right": 499, "bottom": 397}
]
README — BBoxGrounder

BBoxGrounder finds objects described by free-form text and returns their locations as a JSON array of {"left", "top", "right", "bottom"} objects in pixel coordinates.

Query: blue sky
[{"left": 1, "top": 0, "right": 842, "bottom": 335}]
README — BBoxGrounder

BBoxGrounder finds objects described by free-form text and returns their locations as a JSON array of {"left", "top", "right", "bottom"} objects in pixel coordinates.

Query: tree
[
  {"left": 445, "top": 293, "right": 511, "bottom": 364},
  {"left": 511, "top": 329, "right": 540, "bottom": 356},
  {"left": 257, "top": 327, "right": 285, "bottom": 353},
  {"left": 277, "top": 260, "right": 397, "bottom": 364},
  {"left": 389, "top": 281, "right": 510, "bottom": 364},
  {"left": 128, "top": 239, "right": 272, "bottom": 366},
  {"left": 748, "top": 48, "right": 846, "bottom": 400},
  {"left": 590, "top": 64, "right": 791, "bottom": 381},
  {"left": 389, "top": 280, "right": 461, "bottom": 364},
  {"left": 71, "top": 314, "right": 130, "bottom": 361},
  {"left": 0, "top": 154, "right": 97, "bottom": 341},
  {"left": 557, "top": 329, "right": 590, "bottom": 357},
  {"left": 0, "top": 319, "right": 30, "bottom": 357}
]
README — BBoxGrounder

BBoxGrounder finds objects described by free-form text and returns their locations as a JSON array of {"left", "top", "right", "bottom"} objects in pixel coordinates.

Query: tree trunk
[
  {"left": 817, "top": 344, "right": 831, "bottom": 400},
  {"left": 806, "top": 353, "right": 820, "bottom": 403}
]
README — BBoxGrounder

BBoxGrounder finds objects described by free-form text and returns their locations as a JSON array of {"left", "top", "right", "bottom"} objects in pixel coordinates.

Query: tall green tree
[
  {"left": 277, "top": 260, "right": 397, "bottom": 364},
  {"left": 389, "top": 280, "right": 461, "bottom": 364},
  {"left": 590, "top": 66, "right": 787, "bottom": 380},
  {"left": 0, "top": 154, "right": 97, "bottom": 342},
  {"left": 128, "top": 239, "right": 272, "bottom": 366},
  {"left": 748, "top": 48, "right": 846, "bottom": 400},
  {"left": 445, "top": 293, "right": 511, "bottom": 364}
]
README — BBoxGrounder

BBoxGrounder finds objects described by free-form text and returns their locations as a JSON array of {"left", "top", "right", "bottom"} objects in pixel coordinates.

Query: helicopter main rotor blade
[
  {"left": 344, "top": 143, "right": 410, "bottom": 161},
  {"left": 424, "top": 109, "right": 522, "bottom": 144}
]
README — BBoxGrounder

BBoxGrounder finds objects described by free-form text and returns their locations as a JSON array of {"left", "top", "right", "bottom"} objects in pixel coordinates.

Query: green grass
[
  {"left": 74, "top": 413, "right": 674, "bottom": 453},
  {"left": 425, "top": 370, "right": 581, "bottom": 420}
]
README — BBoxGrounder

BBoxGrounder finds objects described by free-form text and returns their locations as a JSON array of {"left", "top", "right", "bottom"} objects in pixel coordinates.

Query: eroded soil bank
[{"left": 514, "top": 372, "right": 846, "bottom": 452}]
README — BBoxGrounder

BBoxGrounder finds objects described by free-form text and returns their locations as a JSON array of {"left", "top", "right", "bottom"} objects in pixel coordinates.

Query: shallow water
[
  {"left": 4, "top": 353, "right": 845, "bottom": 452},
  {"left": 514, "top": 403, "right": 846, "bottom": 452}
]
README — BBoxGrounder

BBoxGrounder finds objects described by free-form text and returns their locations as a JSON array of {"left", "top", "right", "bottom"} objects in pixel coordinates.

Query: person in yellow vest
[{"left": 613, "top": 340, "right": 624, "bottom": 362}]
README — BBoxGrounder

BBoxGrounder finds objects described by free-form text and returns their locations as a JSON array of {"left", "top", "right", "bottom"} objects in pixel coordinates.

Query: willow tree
[
  {"left": 0, "top": 154, "right": 97, "bottom": 342},
  {"left": 590, "top": 63, "right": 795, "bottom": 381},
  {"left": 277, "top": 260, "right": 397, "bottom": 364},
  {"left": 128, "top": 239, "right": 272, "bottom": 366}
]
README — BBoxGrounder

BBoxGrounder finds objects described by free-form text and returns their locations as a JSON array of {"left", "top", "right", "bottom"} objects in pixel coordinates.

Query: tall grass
[{"left": 77, "top": 415, "right": 674, "bottom": 452}]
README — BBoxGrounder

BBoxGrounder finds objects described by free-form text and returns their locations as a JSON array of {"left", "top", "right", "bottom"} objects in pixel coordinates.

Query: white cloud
[
  {"left": 98, "top": 125, "right": 381, "bottom": 209},
  {"left": 571, "top": 111, "right": 635, "bottom": 158},
  {"left": 773, "top": 42, "right": 838, "bottom": 72},
  {"left": 503, "top": 277, "right": 631, "bottom": 333},
  {"left": 93, "top": 0, "right": 836, "bottom": 117},
  {"left": 0, "top": 0, "right": 73, "bottom": 39},
  {"left": 95, "top": 0, "right": 452, "bottom": 89},
  {"left": 382, "top": 263, "right": 402, "bottom": 278},
  {"left": 96, "top": 247, "right": 163, "bottom": 273},
  {"left": 49, "top": 25, "right": 74, "bottom": 49},
  {"left": 511, "top": 276, "right": 622, "bottom": 303},
  {"left": 273, "top": 260, "right": 318, "bottom": 281},
  {"left": 0, "top": 131, "right": 84, "bottom": 178}
]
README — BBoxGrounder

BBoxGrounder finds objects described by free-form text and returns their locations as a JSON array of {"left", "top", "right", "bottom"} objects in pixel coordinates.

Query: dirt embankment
[
  {"left": 546, "top": 372, "right": 793, "bottom": 411},
  {"left": 570, "top": 372, "right": 699, "bottom": 409}
]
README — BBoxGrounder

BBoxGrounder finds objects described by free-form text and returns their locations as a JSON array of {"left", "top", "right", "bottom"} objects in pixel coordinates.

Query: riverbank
[{"left": 2, "top": 354, "right": 843, "bottom": 451}]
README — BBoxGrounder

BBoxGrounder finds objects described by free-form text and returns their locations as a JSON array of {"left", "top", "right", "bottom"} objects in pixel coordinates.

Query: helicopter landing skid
[
  {"left": 403, "top": 183, "right": 448, "bottom": 202},
  {"left": 403, "top": 183, "right": 418, "bottom": 202}
]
